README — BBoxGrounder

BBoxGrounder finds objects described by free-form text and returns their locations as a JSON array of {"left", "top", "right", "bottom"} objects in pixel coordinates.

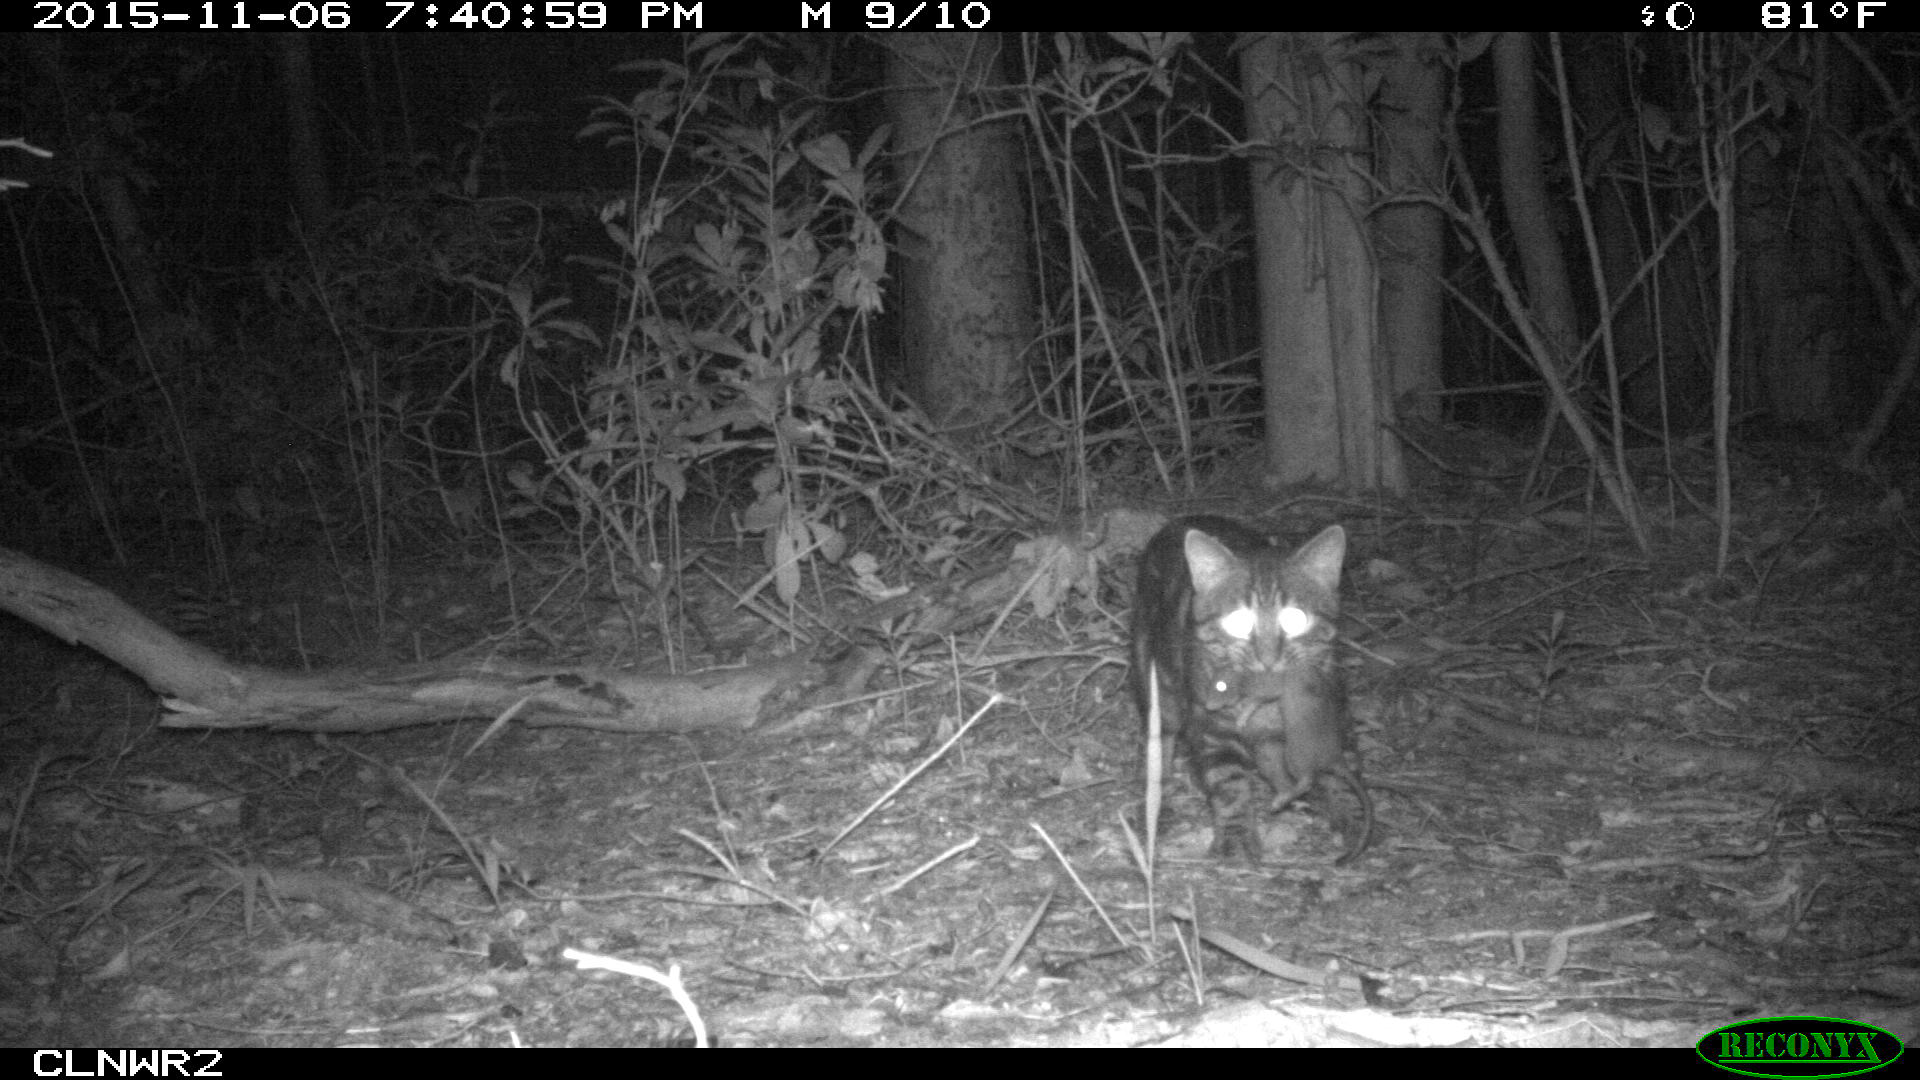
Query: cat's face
[{"left": 1183, "top": 525, "right": 1345, "bottom": 713}]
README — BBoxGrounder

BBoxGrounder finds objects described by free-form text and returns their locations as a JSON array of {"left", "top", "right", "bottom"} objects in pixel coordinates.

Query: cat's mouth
[{"left": 1231, "top": 697, "right": 1286, "bottom": 731}]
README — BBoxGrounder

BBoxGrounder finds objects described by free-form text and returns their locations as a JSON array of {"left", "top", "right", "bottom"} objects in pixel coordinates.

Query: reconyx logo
[{"left": 1697, "top": 1016, "right": 1904, "bottom": 1079}]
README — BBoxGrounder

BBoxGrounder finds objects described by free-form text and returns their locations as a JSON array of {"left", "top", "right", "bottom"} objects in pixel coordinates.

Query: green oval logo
[{"left": 1697, "top": 1016, "right": 1904, "bottom": 1079}]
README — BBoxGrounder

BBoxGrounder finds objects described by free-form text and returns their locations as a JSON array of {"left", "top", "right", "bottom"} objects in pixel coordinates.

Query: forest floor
[{"left": 3, "top": 439, "right": 1917, "bottom": 1048}]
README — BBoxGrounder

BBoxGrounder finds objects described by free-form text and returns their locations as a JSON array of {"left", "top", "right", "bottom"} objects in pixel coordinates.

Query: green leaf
[{"left": 810, "top": 520, "right": 846, "bottom": 563}]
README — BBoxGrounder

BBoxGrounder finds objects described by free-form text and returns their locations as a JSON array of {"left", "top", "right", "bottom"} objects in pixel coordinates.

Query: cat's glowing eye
[
  {"left": 1218, "top": 607, "right": 1256, "bottom": 640},
  {"left": 1278, "top": 604, "right": 1314, "bottom": 638}
]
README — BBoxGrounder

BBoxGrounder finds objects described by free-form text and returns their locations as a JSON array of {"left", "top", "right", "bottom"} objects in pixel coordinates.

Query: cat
[{"left": 1130, "top": 515, "right": 1373, "bottom": 864}]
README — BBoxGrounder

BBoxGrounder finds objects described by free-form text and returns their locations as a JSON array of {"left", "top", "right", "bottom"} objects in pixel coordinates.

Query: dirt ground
[{"left": 3, "top": 458, "right": 1917, "bottom": 1048}]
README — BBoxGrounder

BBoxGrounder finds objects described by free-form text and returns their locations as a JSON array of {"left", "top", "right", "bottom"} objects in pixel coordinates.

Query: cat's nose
[{"left": 1243, "top": 669, "right": 1291, "bottom": 698}]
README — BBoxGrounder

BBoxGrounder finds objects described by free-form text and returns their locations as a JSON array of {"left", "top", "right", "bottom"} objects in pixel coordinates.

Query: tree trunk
[
  {"left": 1376, "top": 33, "right": 1447, "bottom": 426},
  {"left": 1742, "top": 39, "right": 1855, "bottom": 428},
  {"left": 884, "top": 33, "right": 1036, "bottom": 437},
  {"left": 273, "top": 33, "right": 333, "bottom": 230},
  {"left": 1494, "top": 33, "right": 1580, "bottom": 372},
  {"left": 1240, "top": 32, "right": 1402, "bottom": 491}
]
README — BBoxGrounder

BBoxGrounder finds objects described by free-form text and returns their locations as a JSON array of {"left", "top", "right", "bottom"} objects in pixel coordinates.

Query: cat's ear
[
  {"left": 1184, "top": 528, "right": 1239, "bottom": 594},
  {"left": 1293, "top": 525, "right": 1346, "bottom": 591}
]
